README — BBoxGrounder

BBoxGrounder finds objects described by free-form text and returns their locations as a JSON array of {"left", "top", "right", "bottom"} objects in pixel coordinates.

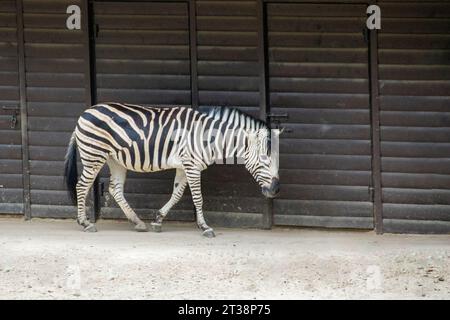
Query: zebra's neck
[
  {"left": 209, "top": 124, "right": 246, "bottom": 165},
  {"left": 199, "top": 107, "right": 265, "bottom": 165}
]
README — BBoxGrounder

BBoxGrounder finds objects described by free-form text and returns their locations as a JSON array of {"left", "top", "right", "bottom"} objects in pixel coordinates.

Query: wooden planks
[
  {"left": 197, "top": 0, "right": 260, "bottom": 109},
  {"left": 379, "top": 1, "right": 450, "bottom": 233},
  {"left": 94, "top": 1, "right": 191, "bottom": 106},
  {"left": 23, "top": 0, "right": 85, "bottom": 218},
  {"left": 267, "top": 3, "right": 373, "bottom": 229},
  {"left": 1, "top": 0, "right": 448, "bottom": 233},
  {"left": 0, "top": 1, "right": 23, "bottom": 214}
]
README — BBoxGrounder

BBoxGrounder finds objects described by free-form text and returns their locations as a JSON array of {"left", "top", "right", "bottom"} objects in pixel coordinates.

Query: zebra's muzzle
[{"left": 262, "top": 177, "right": 280, "bottom": 198}]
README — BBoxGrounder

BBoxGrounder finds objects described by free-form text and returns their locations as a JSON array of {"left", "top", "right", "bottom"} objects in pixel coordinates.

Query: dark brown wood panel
[
  {"left": 197, "top": 0, "right": 259, "bottom": 109},
  {"left": 379, "top": 1, "right": 450, "bottom": 233},
  {"left": 2, "top": 0, "right": 448, "bottom": 234},
  {"left": 23, "top": 0, "right": 85, "bottom": 218},
  {"left": 94, "top": 2, "right": 191, "bottom": 106},
  {"left": 268, "top": 3, "right": 373, "bottom": 229},
  {"left": 0, "top": 1, "right": 23, "bottom": 214}
]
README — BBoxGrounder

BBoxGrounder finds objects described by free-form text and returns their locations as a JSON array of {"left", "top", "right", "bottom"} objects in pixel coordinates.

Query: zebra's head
[{"left": 244, "top": 128, "right": 281, "bottom": 198}]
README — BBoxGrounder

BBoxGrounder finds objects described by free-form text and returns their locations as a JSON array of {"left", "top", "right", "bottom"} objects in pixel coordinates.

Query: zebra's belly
[{"left": 109, "top": 145, "right": 182, "bottom": 173}]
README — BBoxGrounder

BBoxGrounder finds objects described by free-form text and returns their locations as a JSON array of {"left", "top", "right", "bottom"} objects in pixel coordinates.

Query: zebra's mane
[{"left": 199, "top": 106, "right": 268, "bottom": 130}]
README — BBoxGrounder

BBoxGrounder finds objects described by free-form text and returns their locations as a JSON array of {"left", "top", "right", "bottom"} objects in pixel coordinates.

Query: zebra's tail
[{"left": 64, "top": 132, "right": 78, "bottom": 205}]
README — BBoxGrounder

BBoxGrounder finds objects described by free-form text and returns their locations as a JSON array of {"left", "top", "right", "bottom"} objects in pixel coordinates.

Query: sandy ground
[{"left": 0, "top": 217, "right": 449, "bottom": 300}]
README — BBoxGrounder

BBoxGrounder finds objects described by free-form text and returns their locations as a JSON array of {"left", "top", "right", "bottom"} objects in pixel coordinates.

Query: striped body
[
  {"left": 76, "top": 104, "right": 188, "bottom": 173},
  {"left": 64, "top": 103, "right": 280, "bottom": 236}
]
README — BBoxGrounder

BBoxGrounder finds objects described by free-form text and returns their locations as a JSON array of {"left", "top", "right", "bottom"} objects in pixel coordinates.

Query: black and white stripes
[{"left": 64, "top": 103, "right": 280, "bottom": 237}]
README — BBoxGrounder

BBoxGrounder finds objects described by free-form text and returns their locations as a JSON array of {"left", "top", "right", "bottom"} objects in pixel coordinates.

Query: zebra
[{"left": 64, "top": 103, "right": 281, "bottom": 237}]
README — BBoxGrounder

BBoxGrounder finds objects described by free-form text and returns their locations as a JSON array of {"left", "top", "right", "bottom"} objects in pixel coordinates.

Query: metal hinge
[
  {"left": 2, "top": 106, "right": 20, "bottom": 129},
  {"left": 369, "top": 186, "right": 375, "bottom": 202},
  {"left": 267, "top": 112, "right": 289, "bottom": 121},
  {"left": 88, "top": 23, "right": 99, "bottom": 40},
  {"left": 267, "top": 112, "right": 292, "bottom": 132},
  {"left": 362, "top": 27, "right": 369, "bottom": 44}
]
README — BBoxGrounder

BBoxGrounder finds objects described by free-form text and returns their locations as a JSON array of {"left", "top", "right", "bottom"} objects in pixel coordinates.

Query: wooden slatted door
[
  {"left": 24, "top": 0, "right": 88, "bottom": 218},
  {"left": 267, "top": 3, "right": 374, "bottom": 229},
  {"left": 378, "top": 1, "right": 450, "bottom": 233},
  {"left": 0, "top": 1, "right": 23, "bottom": 215},
  {"left": 93, "top": 1, "right": 194, "bottom": 221}
]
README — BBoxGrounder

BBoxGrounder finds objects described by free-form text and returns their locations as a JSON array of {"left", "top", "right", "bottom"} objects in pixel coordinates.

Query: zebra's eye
[{"left": 259, "top": 155, "right": 270, "bottom": 164}]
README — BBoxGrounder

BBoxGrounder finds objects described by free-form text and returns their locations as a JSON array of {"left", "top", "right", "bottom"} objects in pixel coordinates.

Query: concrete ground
[{"left": 0, "top": 217, "right": 449, "bottom": 300}]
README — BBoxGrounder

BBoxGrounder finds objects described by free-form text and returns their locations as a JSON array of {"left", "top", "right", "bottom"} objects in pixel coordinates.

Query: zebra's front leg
[
  {"left": 184, "top": 168, "right": 215, "bottom": 238},
  {"left": 151, "top": 169, "right": 187, "bottom": 232},
  {"left": 108, "top": 160, "right": 147, "bottom": 232}
]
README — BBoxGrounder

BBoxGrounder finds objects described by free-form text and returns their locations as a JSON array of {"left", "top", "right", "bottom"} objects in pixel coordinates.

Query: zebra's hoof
[
  {"left": 134, "top": 222, "right": 148, "bottom": 232},
  {"left": 151, "top": 222, "right": 162, "bottom": 233},
  {"left": 202, "top": 228, "right": 215, "bottom": 238},
  {"left": 83, "top": 224, "right": 97, "bottom": 233}
]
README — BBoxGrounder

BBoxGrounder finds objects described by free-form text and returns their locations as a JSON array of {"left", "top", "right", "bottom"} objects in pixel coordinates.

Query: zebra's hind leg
[
  {"left": 107, "top": 160, "right": 148, "bottom": 232},
  {"left": 151, "top": 168, "right": 187, "bottom": 232},
  {"left": 76, "top": 160, "right": 106, "bottom": 232},
  {"left": 184, "top": 167, "right": 215, "bottom": 238}
]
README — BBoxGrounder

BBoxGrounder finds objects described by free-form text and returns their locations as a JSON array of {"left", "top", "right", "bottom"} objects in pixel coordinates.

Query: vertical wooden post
[
  {"left": 189, "top": 0, "right": 198, "bottom": 109},
  {"left": 82, "top": 0, "right": 95, "bottom": 123},
  {"left": 369, "top": 28, "right": 383, "bottom": 234},
  {"left": 16, "top": 0, "right": 31, "bottom": 220},
  {"left": 188, "top": 0, "right": 198, "bottom": 222},
  {"left": 257, "top": 0, "right": 273, "bottom": 229},
  {"left": 188, "top": 0, "right": 199, "bottom": 221}
]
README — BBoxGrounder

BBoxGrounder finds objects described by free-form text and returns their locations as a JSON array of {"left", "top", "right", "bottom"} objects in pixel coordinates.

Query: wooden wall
[
  {"left": 267, "top": 2, "right": 374, "bottom": 229},
  {"left": 22, "top": 0, "right": 88, "bottom": 217},
  {"left": 1, "top": 0, "right": 449, "bottom": 233},
  {"left": 378, "top": 1, "right": 450, "bottom": 233},
  {"left": 0, "top": 0, "right": 22, "bottom": 215}
]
